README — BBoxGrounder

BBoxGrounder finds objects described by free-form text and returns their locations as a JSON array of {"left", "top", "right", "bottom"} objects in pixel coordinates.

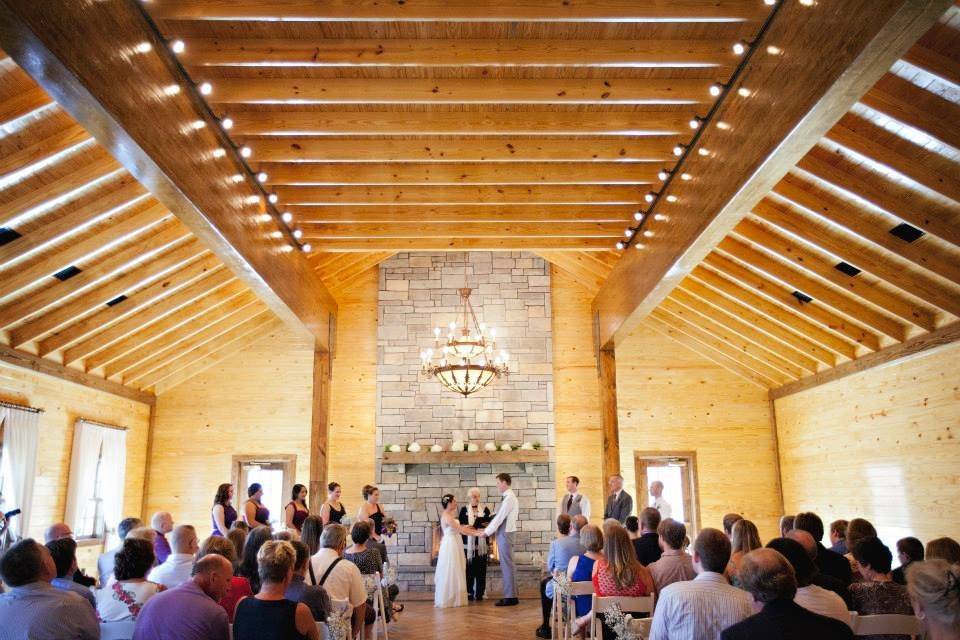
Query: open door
[
  {"left": 232, "top": 455, "right": 297, "bottom": 530},
  {"left": 634, "top": 451, "right": 700, "bottom": 537}
]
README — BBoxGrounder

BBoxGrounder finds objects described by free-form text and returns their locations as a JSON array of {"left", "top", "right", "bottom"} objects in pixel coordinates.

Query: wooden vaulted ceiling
[{"left": 547, "top": 11, "right": 960, "bottom": 390}]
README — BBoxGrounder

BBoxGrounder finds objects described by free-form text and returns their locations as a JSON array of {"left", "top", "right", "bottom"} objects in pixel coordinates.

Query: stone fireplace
[{"left": 374, "top": 252, "right": 556, "bottom": 594}]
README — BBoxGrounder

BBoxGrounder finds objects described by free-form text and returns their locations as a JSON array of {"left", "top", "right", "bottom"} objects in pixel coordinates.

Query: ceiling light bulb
[
  {"left": 709, "top": 83, "right": 723, "bottom": 97},
  {"left": 658, "top": 169, "right": 669, "bottom": 181},
  {"left": 257, "top": 172, "right": 268, "bottom": 182},
  {"left": 733, "top": 42, "right": 746, "bottom": 55},
  {"left": 616, "top": 241, "right": 625, "bottom": 250},
  {"left": 634, "top": 211, "right": 644, "bottom": 221},
  {"left": 171, "top": 40, "right": 185, "bottom": 54},
  {"left": 689, "top": 117, "right": 701, "bottom": 130},
  {"left": 737, "top": 87, "right": 751, "bottom": 97},
  {"left": 268, "top": 193, "right": 279, "bottom": 204},
  {"left": 199, "top": 82, "right": 213, "bottom": 95},
  {"left": 681, "top": 173, "right": 692, "bottom": 180},
  {"left": 212, "top": 147, "right": 226, "bottom": 158},
  {"left": 281, "top": 212, "right": 293, "bottom": 223},
  {"left": 301, "top": 244, "right": 312, "bottom": 252},
  {"left": 643, "top": 230, "right": 654, "bottom": 238},
  {"left": 624, "top": 229, "right": 634, "bottom": 238},
  {"left": 666, "top": 195, "right": 678, "bottom": 203},
  {"left": 673, "top": 145, "right": 684, "bottom": 157},
  {"left": 654, "top": 213, "right": 668, "bottom": 221},
  {"left": 293, "top": 229, "right": 302, "bottom": 239},
  {"left": 645, "top": 192, "right": 656, "bottom": 203},
  {"left": 240, "top": 146, "right": 252, "bottom": 158},
  {"left": 221, "top": 117, "right": 234, "bottom": 130}
]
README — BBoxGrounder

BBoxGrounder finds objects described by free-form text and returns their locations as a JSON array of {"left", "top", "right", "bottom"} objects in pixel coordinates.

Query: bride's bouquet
[{"left": 382, "top": 516, "right": 398, "bottom": 537}]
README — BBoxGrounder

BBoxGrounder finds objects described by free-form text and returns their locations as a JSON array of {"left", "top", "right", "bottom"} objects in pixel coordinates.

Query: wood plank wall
[
  {"left": 327, "top": 267, "right": 379, "bottom": 509},
  {"left": 0, "top": 362, "right": 151, "bottom": 574},
  {"left": 550, "top": 266, "right": 605, "bottom": 522},
  {"left": 615, "top": 331, "right": 782, "bottom": 541},
  {"left": 146, "top": 328, "right": 314, "bottom": 528},
  {"left": 775, "top": 341, "right": 960, "bottom": 548}
]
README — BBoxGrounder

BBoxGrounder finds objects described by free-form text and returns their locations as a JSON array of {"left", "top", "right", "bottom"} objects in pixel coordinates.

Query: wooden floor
[{"left": 388, "top": 599, "right": 541, "bottom": 639}]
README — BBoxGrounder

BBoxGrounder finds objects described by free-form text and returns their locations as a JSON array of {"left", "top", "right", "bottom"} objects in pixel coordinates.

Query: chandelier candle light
[{"left": 421, "top": 288, "right": 509, "bottom": 397}]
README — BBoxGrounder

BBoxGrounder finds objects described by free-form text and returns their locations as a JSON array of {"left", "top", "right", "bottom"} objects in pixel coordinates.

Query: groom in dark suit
[{"left": 603, "top": 474, "right": 633, "bottom": 523}]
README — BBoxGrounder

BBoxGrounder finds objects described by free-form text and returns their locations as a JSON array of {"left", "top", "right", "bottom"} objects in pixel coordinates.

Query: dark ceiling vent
[
  {"left": 792, "top": 290, "right": 813, "bottom": 304},
  {"left": 835, "top": 261, "right": 862, "bottom": 277},
  {"left": 53, "top": 265, "right": 82, "bottom": 281},
  {"left": 889, "top": 222, "right": 924, "bottom": 243},
  {"left": 0, "top": 227, "right": 22, "bottom": 247},
  {"left": 106, "top": 294, "right": 128, "bottom": 307}
]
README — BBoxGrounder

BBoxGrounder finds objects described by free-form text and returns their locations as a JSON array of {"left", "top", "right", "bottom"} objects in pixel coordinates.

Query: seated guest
[
  {"left": 723, "top": 513, "right": 743, "bottom": 540},
  {"left": 98, "top": 517, "right": 142, "bottom": 585},
  {"left": 97, "top": 537, "right": 165, "bottom": 621},
  {"left": 300, "top": 515, "right": 324, "bottom": 556},
  {"left": 795, "top": 511, "right": 852, "bottom": 587},
  {"left": 151, "top": 511, "right": 175, "bottom": 565},
  {"left": 648, "top": 518, "right": 695, "bottom": 593},
  {"left": 148, "top": 524, "right": 199, "bottom": 589},
  {"left": 233, "top": 540, "right": 320, "bottom": 640},
  {"left": 310, "top": 523, "right": 367, "bottom": 639},
  {"left": 128, "top": 526, "right": 158, "bottom": 545},
  {"left": 849, "top": 536, "right": 914, "bottom": 630},
  {"left": 567, "top": 524, "right": 605, "bottom": 623},
  {"left": 285, "top": 540, "right": 331, "bottom": 621},
  {"left": 634, "top": 508, "right": 663, "bottom": 566},
  {"left": 905, "top": 559, "right": 960, "bottom": 640},
  {"left": 132, "top": 554, "right": 233, "bottom": 640},
  {"left": 787, "top": 529, "right": 851, "bottom": 607},
  {"left": 779, "top": 515, "right": 795, "bottom": 538},
  {"left": 239, "top": 525, "right": 275, "bottom": 593},
  {"left": 575, "top": 525, "right": 653, "bottom": 639},
  {"left": 43, "top": 522, "right": 95, "bottom": 587},
  {"left": 0, "top": 539, "right": 99, "bottom": 639},
  {"left": 650, "top": 528, "right": 754, "bottom": 640},
  {"left": 720, "top": 548, "right": 853, "bottom": 640},
  {"left": 892, "top": 537, "right": 924, "bottom": 585},
  {"left": 197, "top": 535, "right": 253, "bottom": 622},
  {"left": 46, "top": 538, "right": 96, "bottom": 608},
  {"left": 228, "top": 528, "right": 248, "bottom": 563},
  {"left": 829, "top": 520, "right": 849, "bottom": 555},
  {"left": 625, "top": 515, "right": 641, "bottom": 540},
  {"left": 844, "top": 518, "right": 877, "bottom": 579},
  {"left": 925, "top": 537, "right": 960, "bottom": 564},
  {"left": 767, "top": 537, "right": 850, "bottom": 627},
  {"left": 344, "top": 521, "right": 395, "bottom": 623},
  {"left": 537, "top": 514, "right": 583, "bottom": 639},
  {"left": 727, "top": 519, "right": 761, "bottom": 582}
]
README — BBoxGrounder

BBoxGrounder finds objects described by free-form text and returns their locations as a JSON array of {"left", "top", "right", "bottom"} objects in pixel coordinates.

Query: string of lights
[
  {"left": 134, "top": 5, "right": 311, "bottom": 254},
  {"left": 617, "top": 0, "right": 796, "bottom": 252}
]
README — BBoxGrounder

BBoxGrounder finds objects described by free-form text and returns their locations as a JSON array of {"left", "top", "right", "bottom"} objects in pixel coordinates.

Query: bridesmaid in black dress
[
  {"left": 357, "top": 484, "right": 390, "bottom": 566},
  {"left": 320, "top": 482, "right": 347, "bottom": 525}
]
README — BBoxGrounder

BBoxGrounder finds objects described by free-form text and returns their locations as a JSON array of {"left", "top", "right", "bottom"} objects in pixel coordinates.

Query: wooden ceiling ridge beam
[
  {"left": 0, "top": 0, "right": 337, "bottom": 347},
  {"left": 591, "top": 0, "right": 952, "bottom": 349},
  {"left": 276, "top": 185, "right": 645, "bottom": 206},
  {"left": 309, "top": 238, "right": 616, "bottom": 251},
  {"left": 292, "top": 205, "right": 637, "bottom": 223},
  {"left": 303, "top": 222, "right": 625, "bottom": 239}
]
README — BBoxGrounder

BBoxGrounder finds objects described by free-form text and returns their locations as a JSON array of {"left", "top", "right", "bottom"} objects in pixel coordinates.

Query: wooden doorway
[
  {"left": 634, "top": 451, "right": 700, "bottom": 536},
  {"left": 232, "top": 455, "right": 297, "bottom": 530}
]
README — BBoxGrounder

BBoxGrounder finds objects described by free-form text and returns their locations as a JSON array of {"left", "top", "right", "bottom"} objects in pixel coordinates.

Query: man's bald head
[
  {"left": 787, "top": 529, "right": 818, "bottom": 560},
  {"left": 738, "top": 548, "right": 797, "bottom": 604},
  {"left": 171, "top": 524, "right": 198, "bottom": 554},
  {"left": 192, "top": 554, "right": 233, "bottom": 601},
  {"left": 151, "top": 512, "right": 173, "bottom": 533},
  {"left": 43, "top": 523, "right": 72, "bottom": 544}
]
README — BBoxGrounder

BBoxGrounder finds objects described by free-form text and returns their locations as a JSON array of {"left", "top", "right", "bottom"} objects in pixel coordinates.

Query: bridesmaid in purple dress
[
  {"left": 211, "top": 483, "right": 238, "bottom": 537},
  {"left": 284, "top": 484, "right": 310, "bottom": 533},
  {"left": 243, "top": 483, "right": 271, "bottom": 528}
]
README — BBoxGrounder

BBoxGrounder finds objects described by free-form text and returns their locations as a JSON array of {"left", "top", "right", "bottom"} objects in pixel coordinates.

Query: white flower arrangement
[
  {"left": 450, "top": 440, "right": 465, "bottom": 452},
  {"left": 407, "top": 441, "right": 421, "bottom": 453},
  {"left": 467, "top": 443, "right": 480, "bottom": 452},
  {"left": 387, "top": 444, "right": 403, "bottom": 453},
  {"left": 520, "top": 442, "right": 535, "bottom": 450},
  {"left": 500, "top": 443, "right": 513, "bottom": 451},
  {"left": 483, "top": 442, "right": 497, "bottom": 452},
  {"left": 429, "top": 443, "right": 443, "bottom": 452}
]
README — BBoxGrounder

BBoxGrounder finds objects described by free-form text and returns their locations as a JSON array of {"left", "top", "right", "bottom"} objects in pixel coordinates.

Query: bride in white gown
[{"left": 435, "top": 494, "right": 481, "bottom": 608}]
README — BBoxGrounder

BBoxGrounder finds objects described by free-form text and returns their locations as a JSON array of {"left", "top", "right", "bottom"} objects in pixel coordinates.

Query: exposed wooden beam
[
  {"left": 0, "top": 0, "right": 337, "bottom": 345},
  {"left": 307, "top": 238, "right": 616, "bottom": 252},
  {"left": 902, "top": 42, "right": 960, "bottom": 86},
  {"left": 146, "top": 1, "right": 767, "bottom": 22},
  {"left": 244, "top": 137, "right": 675, "bottom": 163},
  {"left": 309, "top": 349, "right": 331, "bottom": 513},
  {"left": 276, "top": 185, "right": 643, "bottom": 206},
  {"left": 861, "top": 73, "right": 960, "bottom": 155},
  {"left": 291, "top": 205, "right": 635, "bottom": 223},
  {"left": 229, "top": 110, "right": 688, "bottom": 137},
  {"left": 598, "top": 349, "right": 621, "bottom": 483},
  {"left": 770, "top": 321, "right": 960, "bottom": 400},
  {"left": 261, "top": 162, "right": 659, "bottom": 186},
  {"left": 303, "top": 222, "right": 623, "bottom": 239},
  {"left": 591, "top": 0, "right": 951, "bottom": 348},
  {"left": 0, "top": 343, "right": 154, "bottom": 405}
]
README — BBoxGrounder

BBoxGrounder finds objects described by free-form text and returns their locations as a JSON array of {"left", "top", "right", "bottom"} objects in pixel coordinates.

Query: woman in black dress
[
  {"left": 320, "top": 482, "right": 347, "bottom": 526},
  {"left": 458, "top": 487, "right": 491, "bottom": 600},
  {"left": 357, "top": 484, "right": 390, "bottom": 565}
]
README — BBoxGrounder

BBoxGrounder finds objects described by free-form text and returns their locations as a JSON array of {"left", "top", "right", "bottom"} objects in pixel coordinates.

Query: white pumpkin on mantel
[
  {"left": 450, "top": 440, "right": 465, "bottom": 452},
  {"left": 520, "top": 442, "right": 535, "bottom": 450},
  {"left": 387, "top": 444, "right": 403, "bottom": 453},
  {"left": 407, "top": 442, "right": 421, "bottom": 453},
  {"left": 429, "top": 444, "right": 443, "bottom": 453},
  {"left": 483, "top": 442, "right": 497, "bottom": 452},
  {"left": 500, "top": 443, "right": 513, "bottom": 452},
  {"left": 467, "top": 443, "right": 480, "bottom": 452}
]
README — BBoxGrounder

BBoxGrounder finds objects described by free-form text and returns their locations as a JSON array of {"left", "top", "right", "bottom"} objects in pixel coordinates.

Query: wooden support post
[
  {"left": 598, "top": 348, "right": 621, "bottom": 483},
  {"left": 309, "top": 348, "right": 332, "bottom": 512}
]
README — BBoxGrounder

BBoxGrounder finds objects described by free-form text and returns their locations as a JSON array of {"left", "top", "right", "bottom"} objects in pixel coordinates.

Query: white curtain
[
  {"left": 0, "top": 405, "right": 41, "bottom": 539},
  {"left": 99, "top": 427, "right": 127, "bottom": 549}
]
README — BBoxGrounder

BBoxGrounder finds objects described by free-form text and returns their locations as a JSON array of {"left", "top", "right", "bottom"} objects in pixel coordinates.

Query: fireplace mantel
[{"left": 382, "top": 450, "right": 548, "bottom": 465}]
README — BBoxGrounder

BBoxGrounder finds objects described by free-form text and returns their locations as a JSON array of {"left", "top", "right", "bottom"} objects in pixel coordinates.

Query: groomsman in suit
[
  {"left": 558, "top": 476, "right": 591, "bottom": 519},
  {"left": 484, "top": 473, "right": 519, "bottom": 606},
  {"left": 603, "top": 474, "right": 633, "bottom": 524}
]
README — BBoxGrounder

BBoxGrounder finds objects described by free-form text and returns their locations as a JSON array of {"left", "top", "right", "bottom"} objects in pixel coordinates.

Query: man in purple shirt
[
  {"left": 133, "top": 554, "right": 233, "bottom": 640},
  {"left": 151, "top": 511, "right": 174, "bottom": 564}
]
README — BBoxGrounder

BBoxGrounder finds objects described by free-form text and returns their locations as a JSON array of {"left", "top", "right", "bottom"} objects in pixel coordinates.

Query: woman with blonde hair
[
  {"left": 233, "top": 540, "right": 320, "bottom": 640},
  {"left": 727, "top": 519, "right": 762, "bottom": 581},
  {"left": 906, "top": 559, "right": 960, "bottom": 640}
]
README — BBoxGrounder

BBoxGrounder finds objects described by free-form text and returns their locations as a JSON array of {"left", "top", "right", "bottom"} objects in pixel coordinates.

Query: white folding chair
[
  {"left": 99, "top": 621, "right": 137, "bottom": 640},
  {"left": 326, "top": 598, "right": 351, "bottom": 640},
  {"left": 590, "top": 594, "right": 655, "bottom": 640},
  {"left": 627, "top": 618, "right": 653, "bottom": 640},
  {"left": 549, "top": 577, "right": 564, "bottom": 640},
  {"left": 851, "top": 614, "right": 922, "bottom": 639},
  {"left": 564, "top": 581, "right": 595, "bottom": 639},
  {"left": 372, "top": 571, "right": 390, "bottom": 640}
]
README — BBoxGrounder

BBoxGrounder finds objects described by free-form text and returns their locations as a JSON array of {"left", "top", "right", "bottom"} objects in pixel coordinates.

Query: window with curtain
[
  {"left": 65, "top": 419, "right": 126, "bottom": 545},
  {"left": 0, "top": 402, "right": 41, "bottom": 541}
]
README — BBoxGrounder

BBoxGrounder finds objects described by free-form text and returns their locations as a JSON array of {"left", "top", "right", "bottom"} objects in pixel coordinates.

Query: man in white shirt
[
  {"left": 558, "top": 475, "right": 592, "bottom": 520},
  {"left": 484, "top": 472, "right": 519, "bottom": 606},
  {"left": 783, "top": 531, "right": 852, "bottom": 627},
  {"left": 148, "top": 524, "right": 198, "bottom": 589},
  {"left": 650, "top": 528, "right": 754, "bottom": 640},
  {"left": 310, "top": 523, "right": 366, "bottom": 638},
  {"left": 649, "top": 480, "right": 673, "bottom": 518}
]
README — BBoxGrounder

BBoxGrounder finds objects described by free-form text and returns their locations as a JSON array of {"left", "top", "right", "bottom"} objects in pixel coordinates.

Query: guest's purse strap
[
  {"left": 319, "top": 558, "right": 343, "bottom": 586},
  {"left": 308, "top": 560, "right": 317, "bottom": 585}
]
